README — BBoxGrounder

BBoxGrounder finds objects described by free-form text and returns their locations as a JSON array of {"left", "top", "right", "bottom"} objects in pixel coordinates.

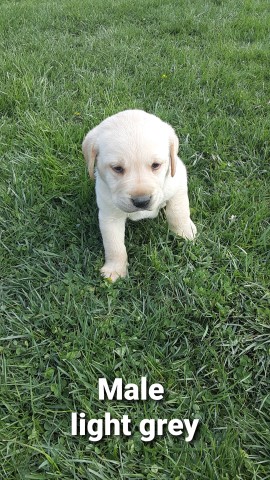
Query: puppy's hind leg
[
  {"left": 166, "top": 189, "right": 197, "bottom": 240},
  {"left": 99, "top": 213, "right": 128, "bottom": 281}
]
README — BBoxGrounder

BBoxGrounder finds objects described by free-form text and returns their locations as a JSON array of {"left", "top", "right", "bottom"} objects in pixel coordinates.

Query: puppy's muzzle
[{"left": 131, "top": 195, "right": 151, "bottom": 209}]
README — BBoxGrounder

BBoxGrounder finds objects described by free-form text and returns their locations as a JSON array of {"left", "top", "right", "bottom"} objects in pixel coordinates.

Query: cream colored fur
[{"left": 82, "top": 109, "right": 197, "bottom": 281}]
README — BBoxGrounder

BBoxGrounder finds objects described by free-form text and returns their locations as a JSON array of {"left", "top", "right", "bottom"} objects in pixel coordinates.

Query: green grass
[{"left": 1, "top": 0, "right": 270, "bottom": 478}]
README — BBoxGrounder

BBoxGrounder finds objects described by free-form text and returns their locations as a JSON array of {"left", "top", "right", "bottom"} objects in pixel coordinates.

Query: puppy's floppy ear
[
  {"left": 168, "top": 127, "right": 179, "bottom": 177},
  {"left": 82, "top": 127, "right": 99, "bottom": 179}
]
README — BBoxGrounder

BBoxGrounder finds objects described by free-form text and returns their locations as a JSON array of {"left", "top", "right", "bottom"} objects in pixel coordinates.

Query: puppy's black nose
[{"left": 131, "top": 195, "right": 151, "bottom": 209}]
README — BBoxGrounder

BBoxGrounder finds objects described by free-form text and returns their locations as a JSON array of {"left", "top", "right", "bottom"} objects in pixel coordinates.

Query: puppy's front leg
[
  {"left": 99, "top": 212, "right": 128, "bottom": 281},
  {"left": 166, "top": 189, "right": 197, "bottom": 240}
]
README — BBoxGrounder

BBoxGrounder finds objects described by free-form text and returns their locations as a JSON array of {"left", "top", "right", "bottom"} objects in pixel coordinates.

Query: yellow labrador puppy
[{"left": 82, "top": 110, "right": 196, "bottom": 281}]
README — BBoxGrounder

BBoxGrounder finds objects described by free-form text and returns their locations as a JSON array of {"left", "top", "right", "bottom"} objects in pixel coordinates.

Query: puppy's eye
[
  {"left": 151, "top": 162, "right": 161, "bottom": 170},
  {"left": 112, "top": 166, "right": 124, "bottom": 174}
]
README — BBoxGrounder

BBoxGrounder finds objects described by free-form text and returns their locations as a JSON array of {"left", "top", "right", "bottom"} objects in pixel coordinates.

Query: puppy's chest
[{"left": 127, "top": 202, "right": 166, "bottom": 221}]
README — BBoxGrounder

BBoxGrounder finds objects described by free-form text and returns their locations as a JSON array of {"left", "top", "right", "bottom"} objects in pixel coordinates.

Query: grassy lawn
[{"left": 1, "top": 0, "right": 270, "bottom": 478}]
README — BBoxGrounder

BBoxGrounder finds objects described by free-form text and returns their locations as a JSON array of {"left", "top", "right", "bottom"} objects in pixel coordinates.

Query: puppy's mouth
[{"left": 119, "top": 204, "right": 153, "bottom": 214}]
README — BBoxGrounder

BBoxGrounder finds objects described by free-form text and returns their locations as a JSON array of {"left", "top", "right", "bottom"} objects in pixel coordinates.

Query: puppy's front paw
[
  {"left": 100, "top": 263, "right": 128, "bottom": 282},
  {"left": 173, "top": 220, "right": 197, "bottom": 240}
]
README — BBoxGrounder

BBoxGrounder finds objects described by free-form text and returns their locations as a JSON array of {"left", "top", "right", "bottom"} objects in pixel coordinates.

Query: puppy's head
[{"left": 82, "top": 110, "right": 179, "bottom": 213}]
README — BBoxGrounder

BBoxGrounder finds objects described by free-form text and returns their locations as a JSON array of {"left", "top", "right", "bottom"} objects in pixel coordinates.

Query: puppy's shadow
[{"left": 78, "top": 186, "right": 101, "bottom": 248}]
